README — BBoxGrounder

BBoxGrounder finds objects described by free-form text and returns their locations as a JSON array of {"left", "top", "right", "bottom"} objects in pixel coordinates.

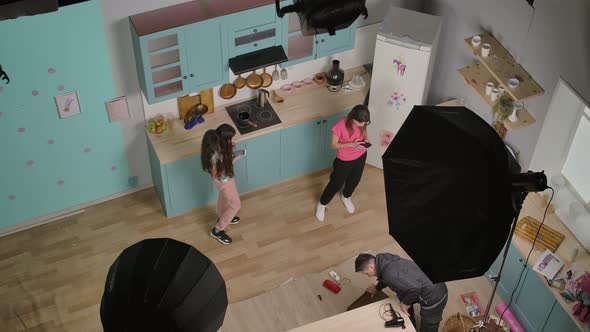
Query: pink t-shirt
[{"left": 332, "top": 118, "right": 366, "bottom": 161}]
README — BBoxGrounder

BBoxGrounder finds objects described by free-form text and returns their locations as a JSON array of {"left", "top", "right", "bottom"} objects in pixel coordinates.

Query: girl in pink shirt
[{"left": 316, "top": 105, "right": 371, "bottom": 222}]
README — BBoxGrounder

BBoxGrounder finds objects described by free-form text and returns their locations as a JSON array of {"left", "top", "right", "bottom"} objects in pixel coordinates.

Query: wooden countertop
[
  {"left": 147, "top": 67, "right": 370, "bottom": 165},
  {"left": 286, "top": 299, "right": 416, "bottom": 332},
  {"left": 517, "top": 193, "right": 590, "bottom": 331}
]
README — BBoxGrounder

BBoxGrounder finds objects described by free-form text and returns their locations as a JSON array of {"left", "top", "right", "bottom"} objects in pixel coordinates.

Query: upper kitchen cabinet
[
  {"left": 282, "top": 0, "right": 356, "bottom": 67},
  {"left": 225, "top": 4, "right": 288, "bottom": 58},
  {"left": 130, "top": 16, "right": 227, "bottom": 104}
]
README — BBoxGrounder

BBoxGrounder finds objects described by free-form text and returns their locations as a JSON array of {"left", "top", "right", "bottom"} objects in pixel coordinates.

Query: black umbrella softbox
[
  {"left": 382, "top": 106, "right": 520, "bottom": 283},
  {"left": 100, "top": 238, "right": 228, "bottom": 332}
]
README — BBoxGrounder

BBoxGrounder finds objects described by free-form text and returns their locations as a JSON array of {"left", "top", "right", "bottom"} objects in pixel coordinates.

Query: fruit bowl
[{"left": 149, "top": 117, "right": 168, "bottom": 134}]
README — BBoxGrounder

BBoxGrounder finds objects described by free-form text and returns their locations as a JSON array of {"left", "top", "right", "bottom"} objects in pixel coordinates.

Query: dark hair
[
  {"left": 354, "top": 253, "right": 375, "bottom": 272},
  {"left": 215, "top": 124, "right": 236, "bottom": 178},
  {"left": 201, "top": 129, "right": 222, "bottom": 175},
  {"left": 345, "top": 104, "right": 371, "bottom": 138}
]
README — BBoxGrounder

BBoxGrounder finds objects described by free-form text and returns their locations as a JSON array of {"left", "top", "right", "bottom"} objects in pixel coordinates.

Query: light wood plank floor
[{"left": 0, "top": 166, "right": 499, "bottom": 331}]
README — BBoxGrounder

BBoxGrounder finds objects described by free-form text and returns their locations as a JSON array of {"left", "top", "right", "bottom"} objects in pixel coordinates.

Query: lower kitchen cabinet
[
  {"left": 542, "top": 301, "right": 580, "bottom": 332},
  {"left": 241, "top": 130, "right": 282, "bottom": 192},
  {"left": 281, "top": 110, "right": 348, "bottom": 179},
  {"left": 166, "top": 155, "right": 217, "bottom": 217},
  {"left": 486, "top": 243, "right": 580, "bottom": 331}
]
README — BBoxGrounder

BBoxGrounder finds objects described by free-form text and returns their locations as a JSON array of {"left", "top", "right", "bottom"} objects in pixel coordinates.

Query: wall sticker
[{"left": 0, "top": 65, "right": 10, "bottom": 84}]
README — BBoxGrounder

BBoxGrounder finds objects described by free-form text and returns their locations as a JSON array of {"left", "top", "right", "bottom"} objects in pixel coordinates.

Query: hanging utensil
[
  {"left": 261, "top": 67, "right": 273, "bottom": 88},
  {"left": 272, "top": 64, "right": 280, "bottom": 81},
  {"left": 280, "top": 65, "right": 288, "bottom": 80},
  {"left": 246, "top": 69, "right": 263, "bottom": 89},
  {"left": 219, "top": 83, "right": 237, "bottom": 100},
  {"left": 233, "top": 73, "right": 246, "bottom": 89}
]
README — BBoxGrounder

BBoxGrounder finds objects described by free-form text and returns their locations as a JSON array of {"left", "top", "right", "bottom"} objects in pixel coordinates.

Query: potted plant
[{"left": 492, "top": 97, "right": 513, "bottom": 139}]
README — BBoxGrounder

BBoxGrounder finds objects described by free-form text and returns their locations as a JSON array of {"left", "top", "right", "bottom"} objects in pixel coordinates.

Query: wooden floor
[{"left": 0, "top": 166, "right": 498, "bottom": 331}]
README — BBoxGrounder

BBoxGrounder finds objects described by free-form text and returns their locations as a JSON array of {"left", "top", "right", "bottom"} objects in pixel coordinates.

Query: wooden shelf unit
[
  {"left": 464, "top": 32, "right": 544, "bottom": 102},
  {"left": 458, "top": 63, "right": 536, "bottom": 129}
]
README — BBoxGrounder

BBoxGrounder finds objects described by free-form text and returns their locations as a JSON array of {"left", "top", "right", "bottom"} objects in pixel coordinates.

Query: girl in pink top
[{"left": 316, "top": 105, "right": 371, "bottom": 222}]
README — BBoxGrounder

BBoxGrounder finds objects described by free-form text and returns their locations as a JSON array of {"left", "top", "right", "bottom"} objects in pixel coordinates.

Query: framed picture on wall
[{"left": 55, "top": 91, "right": 81, "bottom": 119}]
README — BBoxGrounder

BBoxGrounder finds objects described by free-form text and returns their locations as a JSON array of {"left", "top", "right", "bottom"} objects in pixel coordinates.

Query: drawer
[
  {"left": 228, "top": 4, "right": 276, "bottom": 32},
  {"left": 230, "top": 23, "right": 279, "bottom": 57}
]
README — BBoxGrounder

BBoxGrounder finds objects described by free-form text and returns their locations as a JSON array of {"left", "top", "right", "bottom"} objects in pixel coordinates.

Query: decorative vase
[{"left": 326, "top": 60, "right": 344, "bottom": 92}]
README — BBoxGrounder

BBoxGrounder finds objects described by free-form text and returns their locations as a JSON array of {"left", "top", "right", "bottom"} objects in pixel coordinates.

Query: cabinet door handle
[
  {"left": 253, "top": 28, "right": 258, "bottom": 33},
  {"left": 316, "top": 121, "right": 321, "bottom": 125},
  {"left": 315, "top": 40, "right": 319, "bottom": 45},
  {"left": 518, "top": 258, "right": 523, "bottom": 263},
  {"left": 321, "top": 39, "right": 325, "bottom": 43},
  {"left": 183, "top": 75, "right": 188, "bottom": 79},
  {"left": 323, "top": 120, "right": 327, "bottom": 123},
  {"left": 253, "top": 43, "right": 258, "bottom": 47},
  {"left": 189, "top": 74, "right": 194, "bottom": 78}
]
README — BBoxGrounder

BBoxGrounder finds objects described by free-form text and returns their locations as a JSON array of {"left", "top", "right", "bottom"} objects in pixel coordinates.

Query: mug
[
  {"left": 481, "top": 43, "right": 491, "bottom": 57},
  {"left": 485, "top": 82, "right": 495, "bottom": 95},
  {"left": 490, "top": 88, "right": 499, "bottom": 101}
]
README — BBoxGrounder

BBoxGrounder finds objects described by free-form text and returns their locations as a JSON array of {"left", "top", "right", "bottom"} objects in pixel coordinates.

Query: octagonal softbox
[
  {"left": 100, "top": 238, "right": 227, "bottom": 332},
  {"left": 382, "top": 106, "right": 520, "bottom": 283}
]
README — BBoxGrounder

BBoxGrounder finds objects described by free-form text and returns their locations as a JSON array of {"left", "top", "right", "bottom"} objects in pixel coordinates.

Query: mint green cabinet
[
  {"left": 234, "top": 141, "right": 248, "bottom": 193},
  {"left": 242, "top": 131, "right": 282, "bottom": 192},
  {"left": 513, "top": 268, "right": 560, "bottom": 332},
  {"left": 281, "top": 120, "right": 322, "bottom": 179},
  {"left": 542, "top": 301, "right": 579, "bottom": 332},
  {"left": 166, "top": 155, "right": 216, "bottom": 216},
  {"left": 282, "top": 111, "right": 348, "bottom": 179},
  {"left": 487, "top": 243, "right": 526, "bottom": 301},
  {"left": 282, "top": 0, "right": 356, "bottom": 67},
  {"left": 131, "top": 19, "right": 228, "bottom": 104}
]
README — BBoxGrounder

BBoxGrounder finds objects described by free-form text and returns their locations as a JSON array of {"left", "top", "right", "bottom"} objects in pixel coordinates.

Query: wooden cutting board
[
  {"left": 177, "top": 88, "right": 215, "bottom": 120},
  {"left": 514, "top": 216, "right": 565, "bottom": 252}
]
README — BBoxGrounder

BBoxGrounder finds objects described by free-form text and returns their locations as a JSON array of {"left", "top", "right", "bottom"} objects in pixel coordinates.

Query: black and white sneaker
[
  {"left": 230, "top": 216, "right": 240, "bottom": 225},
  {"left": 210, "top": 228, "right": 232, "bottom": 245}
]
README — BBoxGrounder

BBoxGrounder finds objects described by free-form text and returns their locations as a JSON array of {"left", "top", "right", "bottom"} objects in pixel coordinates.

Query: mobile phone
[
  {"left": 360, "top": 142, "right": 372, "bottom": 148},
  {"left": 233, "top": 149, "right": 246, "bottom": 156}
]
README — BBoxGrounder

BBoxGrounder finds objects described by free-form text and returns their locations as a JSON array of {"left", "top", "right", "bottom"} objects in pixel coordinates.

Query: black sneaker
[
  {"left": 210, "top": 228, "right": 232, "bottom": 245},
  {"left": 230, "top": 216, "right": 240, "bottom": 225}
]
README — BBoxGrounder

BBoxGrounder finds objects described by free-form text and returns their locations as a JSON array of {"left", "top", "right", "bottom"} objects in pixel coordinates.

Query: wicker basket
[{"left": 443, "top": 312, "right": 478, "bottom": 332}]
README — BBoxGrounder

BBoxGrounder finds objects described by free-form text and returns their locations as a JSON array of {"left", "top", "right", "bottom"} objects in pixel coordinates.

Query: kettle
[{"left": 256, "top": 89, "right": 270, "bottom": 108}]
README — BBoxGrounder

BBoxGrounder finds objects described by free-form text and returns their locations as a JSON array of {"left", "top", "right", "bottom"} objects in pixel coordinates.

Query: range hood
[
  {"left": 0, "top": 0, "right": 88, "bottom": 21},
  {"left": 228, "top": 45, "right": 288, "bottom": 75}
]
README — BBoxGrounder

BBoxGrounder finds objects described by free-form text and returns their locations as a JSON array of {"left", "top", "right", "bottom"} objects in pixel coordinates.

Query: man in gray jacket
[{"left": 355, "top": 253, "right": 448, "bottom": 332}]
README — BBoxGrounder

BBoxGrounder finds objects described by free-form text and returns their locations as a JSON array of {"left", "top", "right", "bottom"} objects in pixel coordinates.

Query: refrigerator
[{"left": 366, "top": 6, "right": 442, "bottom": 168}]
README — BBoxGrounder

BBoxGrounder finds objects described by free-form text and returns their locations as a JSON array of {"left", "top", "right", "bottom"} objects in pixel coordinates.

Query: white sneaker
[
  {"left": 315, "top": 203, "right": 326, "bottom": 222},
  {"left": 341, "top": 195, "right": 355, "bottom": 214}
]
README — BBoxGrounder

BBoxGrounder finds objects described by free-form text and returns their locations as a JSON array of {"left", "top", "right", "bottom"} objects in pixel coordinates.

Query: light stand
[{"left": 472, "top": 171, "right": 547, "bottom": 332}]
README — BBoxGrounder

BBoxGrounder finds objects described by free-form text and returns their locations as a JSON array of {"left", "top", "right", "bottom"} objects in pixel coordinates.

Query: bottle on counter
[{"left": 327, "top": 60, "right": 344, "bottom": 92}]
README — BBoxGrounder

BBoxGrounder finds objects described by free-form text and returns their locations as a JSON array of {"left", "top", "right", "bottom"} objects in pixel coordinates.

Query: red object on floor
[{"left": 323, "top": 279, "right": 341, "bottom": 293}]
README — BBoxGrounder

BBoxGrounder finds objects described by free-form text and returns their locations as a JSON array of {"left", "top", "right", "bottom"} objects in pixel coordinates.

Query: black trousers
[{"left": 320, "top": 152, "right": 367, "bottom": 205}]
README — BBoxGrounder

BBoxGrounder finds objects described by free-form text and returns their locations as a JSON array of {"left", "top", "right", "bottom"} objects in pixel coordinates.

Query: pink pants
[{"left": 213, "top": 178, "right": 241, "bottom": 231}]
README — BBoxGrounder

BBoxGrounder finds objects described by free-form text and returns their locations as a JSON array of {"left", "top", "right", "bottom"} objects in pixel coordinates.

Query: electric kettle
[{"left": 256, "top": 89, "right": 270, "bottom": 108}]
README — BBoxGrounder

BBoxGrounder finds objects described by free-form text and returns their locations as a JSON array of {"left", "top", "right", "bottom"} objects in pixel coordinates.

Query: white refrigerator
[{"left": 366, "top": 6, "right": 441, "bottom": 168}]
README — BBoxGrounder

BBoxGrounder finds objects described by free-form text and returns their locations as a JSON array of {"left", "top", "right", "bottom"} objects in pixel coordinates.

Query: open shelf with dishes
[
  {"left": 459, "top": 32, "right": 544, "bottom": 136},
  {"left": 458, "top": 63, "right": 536, "bottom": 130}
]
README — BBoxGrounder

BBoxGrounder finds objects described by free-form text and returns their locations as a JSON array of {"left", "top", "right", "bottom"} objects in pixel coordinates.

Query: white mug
[
  {"left": 498, "top": 86, "right": 505, "bottom": 96},
  {"left": 490, "top": 88, "right": 499, "bottom": 101},
  {"left": 481, "top": 43, "right": 491, "bottom": 57},
  {"left": 485, "top": 82, "right": 495, "bottom": 95}
]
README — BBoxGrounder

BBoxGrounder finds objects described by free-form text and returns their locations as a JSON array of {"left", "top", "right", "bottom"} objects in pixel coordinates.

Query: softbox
[
  {"left": 100, "top": 238, "right": 228, "bottom": 332},
  {"left": 275, "top": 0, "right": 368, "bottom": 36},
  {"left": 382, "top": 106, "right": 520, "bottom": 283}
]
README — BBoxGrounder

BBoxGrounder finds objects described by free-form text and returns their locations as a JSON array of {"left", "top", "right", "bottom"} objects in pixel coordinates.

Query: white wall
[
  {"left": 424, "top": 0, "right": 590, "bottom": 169},
  {"left": 100, "top": 0, "right": 424, "bottom": 187},
  {"left": 530, "top": 79, "right": 590, "bottom": 249}
]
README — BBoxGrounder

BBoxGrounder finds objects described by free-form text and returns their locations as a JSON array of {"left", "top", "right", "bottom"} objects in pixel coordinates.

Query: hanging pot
[
  {"left": 219, "top": 83, "right": 237, "bottom": 99},
  {"left": 246, "top": 70, "right": 263, "bottom": 89},
  {"left": 261, "top": 67, "right": 273, "bottom": 88},
  {"left": 233, "top": 73, "right": 246, "bottom": 89}
]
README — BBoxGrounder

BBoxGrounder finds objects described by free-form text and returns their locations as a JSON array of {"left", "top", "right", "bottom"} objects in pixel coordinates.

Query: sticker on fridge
[
  {"left": 393, "top": 57, "right": 407, "bottom": 77},
  {"left": 379, "top": 130, "right": 395, "bottom": 148},
  {"left": 387, "top": 91, "right": 406, "bottom": 110}
]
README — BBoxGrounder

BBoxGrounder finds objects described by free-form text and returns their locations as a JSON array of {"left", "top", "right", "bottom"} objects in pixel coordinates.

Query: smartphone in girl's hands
[{"left": 360, "top": 142, "right": 372, "bottom": 148}]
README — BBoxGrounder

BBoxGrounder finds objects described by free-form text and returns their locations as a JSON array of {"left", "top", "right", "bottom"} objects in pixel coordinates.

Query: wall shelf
[
  {"left": 458, "top": 63, "right": 536, "bottom": 130},
  {"left": 464, "top": 32, "right": 544, "bottom": 102}
]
